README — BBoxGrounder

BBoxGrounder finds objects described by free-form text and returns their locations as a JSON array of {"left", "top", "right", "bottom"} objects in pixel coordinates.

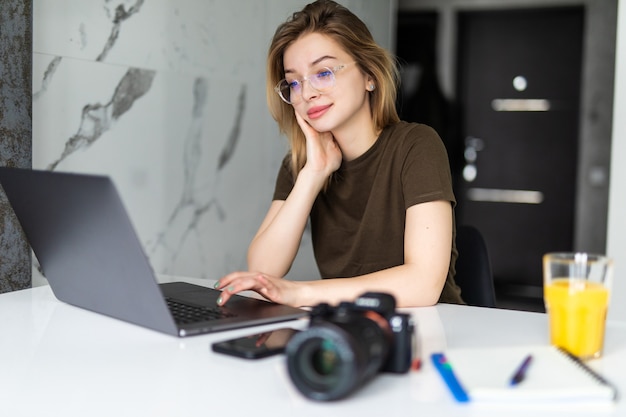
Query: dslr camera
[{"left": 285, "top": 292, "right": 415, "bottom": 401}]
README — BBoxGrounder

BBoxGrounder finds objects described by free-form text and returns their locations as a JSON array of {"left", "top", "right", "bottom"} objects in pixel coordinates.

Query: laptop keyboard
[{"left": 166, "top": 298, "right": 237, "bottom": 325}]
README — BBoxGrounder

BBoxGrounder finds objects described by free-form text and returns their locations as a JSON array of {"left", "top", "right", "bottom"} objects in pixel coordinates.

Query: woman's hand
[
  {"left": 295, "top": 111, "right": 342, "bottom": 179},
  {"left": 214, "top": 271, "right": 304, "bottom": 307}
]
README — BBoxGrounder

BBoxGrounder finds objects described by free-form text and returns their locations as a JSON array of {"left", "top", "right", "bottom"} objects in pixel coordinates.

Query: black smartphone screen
[{"left": 211, "top": 328, "right": 300, "bottom": 359}]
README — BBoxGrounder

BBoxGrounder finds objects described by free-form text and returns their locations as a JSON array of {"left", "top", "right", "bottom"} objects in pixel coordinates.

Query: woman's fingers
[
  {"left": 214, "top": 272, "right": 301, "bottom": 307},
  {"left": 294, "top": 111, "right": 341, "bottom": 175},
  {"left": 214, "top": 272, "right": 278, "bottom": 305}
]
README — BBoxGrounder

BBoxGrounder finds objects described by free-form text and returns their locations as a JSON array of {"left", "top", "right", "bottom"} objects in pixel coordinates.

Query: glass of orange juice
[{"left": 543, "top": 253, "right": 613, "bottom": 360}]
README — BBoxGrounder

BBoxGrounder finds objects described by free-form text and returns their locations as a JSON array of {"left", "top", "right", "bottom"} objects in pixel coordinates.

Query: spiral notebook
[{"left": 432, "top": 345, "right": 618, "bottom": 406}]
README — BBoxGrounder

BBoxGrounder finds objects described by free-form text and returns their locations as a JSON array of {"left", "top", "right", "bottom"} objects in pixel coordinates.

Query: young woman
[{"left": 215, "top": 0, "right": 464, "bottom": 308}]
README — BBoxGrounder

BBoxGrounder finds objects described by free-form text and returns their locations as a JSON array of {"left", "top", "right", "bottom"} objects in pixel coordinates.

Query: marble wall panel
[{"left": 31, "top": 0, "right": 395, "bottom": 284}]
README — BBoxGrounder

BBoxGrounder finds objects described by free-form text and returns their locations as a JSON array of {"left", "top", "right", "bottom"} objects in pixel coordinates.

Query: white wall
[{"left": 607, "top": 0, "right": 626, "bottom": 323}]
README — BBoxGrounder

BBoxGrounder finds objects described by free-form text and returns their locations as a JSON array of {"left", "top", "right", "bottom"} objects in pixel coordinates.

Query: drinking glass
[{"left": 543, "top": 252, "right": 613, "bottom": 359}]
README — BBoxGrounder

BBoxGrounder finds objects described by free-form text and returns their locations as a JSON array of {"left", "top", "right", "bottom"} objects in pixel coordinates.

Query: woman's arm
[
  {"left": 246, "top": 168, "right": 323, "bottom": 277},
  {"left": 299, "top": 199, "right": 452, "bottom": 307},
  {"left": 247, "top": 112, "right": 342, "bottom": 277},
  {"left": 217, "top": 199, "right": 453, "bottom": 308}
]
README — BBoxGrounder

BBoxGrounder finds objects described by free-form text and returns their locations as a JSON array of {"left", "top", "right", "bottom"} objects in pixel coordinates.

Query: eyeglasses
[{"left": 274, "top": 63, "right": 351, "bottom": 105}]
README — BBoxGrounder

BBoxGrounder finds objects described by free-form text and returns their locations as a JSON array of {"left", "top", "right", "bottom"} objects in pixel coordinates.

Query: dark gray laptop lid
[
  {"left": 0, "top": 167, "right": 179, "bottom": 335},
  {"left": 0, "top": 167, "right": 306, "bottom": 337}
]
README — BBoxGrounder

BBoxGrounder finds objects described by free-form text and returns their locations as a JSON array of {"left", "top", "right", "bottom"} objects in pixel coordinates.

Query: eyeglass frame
[{"left": 274, "top": 62, "right": 354, "bottom": 105}]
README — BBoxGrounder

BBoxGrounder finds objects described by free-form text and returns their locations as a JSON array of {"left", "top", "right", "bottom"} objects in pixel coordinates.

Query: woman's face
[{"left": 282, "top": 32, "right": 372, "bottom": 134}]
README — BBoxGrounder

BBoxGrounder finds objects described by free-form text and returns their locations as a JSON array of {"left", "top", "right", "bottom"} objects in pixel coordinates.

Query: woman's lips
[{"left": 307, "top": 104, "right": 331, "bottom": 119}]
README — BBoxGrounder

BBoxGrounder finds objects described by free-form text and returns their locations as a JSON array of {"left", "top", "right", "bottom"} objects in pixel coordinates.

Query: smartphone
[{"left": 211, "top": 327, "right": 300, "bottom": 359}]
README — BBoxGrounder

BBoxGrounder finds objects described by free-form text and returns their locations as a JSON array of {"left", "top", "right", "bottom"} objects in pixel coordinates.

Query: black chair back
[{"left": 454, "top": 225, "right": 497, "bottom": 307}]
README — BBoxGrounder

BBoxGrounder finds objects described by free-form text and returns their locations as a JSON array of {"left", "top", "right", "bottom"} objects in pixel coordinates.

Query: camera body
[
  {"left": 285, "top": 292, "right": 415, "bottom": 401},
  {"left": 308, "top": 292, "right": 414, "bottom": 373}
]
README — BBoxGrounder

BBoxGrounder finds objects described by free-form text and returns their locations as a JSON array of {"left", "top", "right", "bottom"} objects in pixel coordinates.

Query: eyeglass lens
[{"left": 278, "top": 67, "right": 336, "bottom": 104}]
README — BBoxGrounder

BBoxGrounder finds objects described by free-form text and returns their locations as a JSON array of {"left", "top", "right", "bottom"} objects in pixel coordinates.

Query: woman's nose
[{"left": 300, "top": 79, "right": 320, "bottom": 101}]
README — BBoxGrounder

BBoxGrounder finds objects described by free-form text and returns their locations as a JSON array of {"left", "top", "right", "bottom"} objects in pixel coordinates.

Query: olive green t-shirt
[{"left": 273, "top": 121, "right": 464, "bottom": 304}]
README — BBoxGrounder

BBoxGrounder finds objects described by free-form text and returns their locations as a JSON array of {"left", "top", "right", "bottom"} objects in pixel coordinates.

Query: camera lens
[
  {"left": 311, "top": 339, "right": 339, "bottom": 376},
  {"left": 286, "top": 318, "right": 389, "bottom": 401},
  {"left": 293, "top": 336, "right": 344, "bottom": 394}
]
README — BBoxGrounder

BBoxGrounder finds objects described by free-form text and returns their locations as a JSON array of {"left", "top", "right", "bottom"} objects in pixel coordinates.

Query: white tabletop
[{"left": 1, "top": 277, "right": 625, "bottom": 417}]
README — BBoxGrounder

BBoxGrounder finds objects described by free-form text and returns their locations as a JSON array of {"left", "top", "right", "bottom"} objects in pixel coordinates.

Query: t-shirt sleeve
[
  {"left": 401, "top": 124, "right": 456, "bottom": 209},
  {"left": 272, "top": 154, "right": 295, "bottom": 201}
]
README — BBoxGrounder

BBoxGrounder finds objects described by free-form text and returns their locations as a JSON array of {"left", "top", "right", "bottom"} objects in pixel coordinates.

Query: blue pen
[
  {"left": 431, "top": 353, "right": 470, "bottom": 402},
  {"left": 509, "top": 354, "right": 533, "bottom": 386}
]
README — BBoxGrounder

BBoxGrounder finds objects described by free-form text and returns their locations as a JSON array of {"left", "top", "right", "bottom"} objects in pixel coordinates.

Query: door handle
[{"left": 466, "top": 187, "right": 544, "bottom": 204}]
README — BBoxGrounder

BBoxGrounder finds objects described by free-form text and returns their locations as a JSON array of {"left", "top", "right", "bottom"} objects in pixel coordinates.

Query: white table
[{"left": 1, "top": 277, "right": 625, "bottom": 417}]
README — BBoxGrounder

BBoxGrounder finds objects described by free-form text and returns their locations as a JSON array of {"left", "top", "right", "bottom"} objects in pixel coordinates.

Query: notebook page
[{"left": 444, "top": 345, "right": 616, "bottom": 404}]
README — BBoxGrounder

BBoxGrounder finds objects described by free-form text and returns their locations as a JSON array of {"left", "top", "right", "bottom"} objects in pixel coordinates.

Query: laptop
[{"left": 0, "top": 167, "right": 306, "bottom": 337}]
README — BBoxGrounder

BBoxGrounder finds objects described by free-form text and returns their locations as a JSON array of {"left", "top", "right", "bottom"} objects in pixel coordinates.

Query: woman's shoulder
[
  {"left": 382, "top": 121, "right": 444, "bottom": 153},
  {"left": 385, "top": 120, "right": 441, "bottom": 141}
]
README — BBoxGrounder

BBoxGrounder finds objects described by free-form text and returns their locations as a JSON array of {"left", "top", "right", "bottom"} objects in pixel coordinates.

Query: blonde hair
[{"left": 266, "top": 0, "right": 400, "bottom": 178}]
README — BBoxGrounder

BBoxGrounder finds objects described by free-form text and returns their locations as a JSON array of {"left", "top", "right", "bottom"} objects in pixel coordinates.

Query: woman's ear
[{"left": 366, "top": 76, "right": 376, "bottom": 92}]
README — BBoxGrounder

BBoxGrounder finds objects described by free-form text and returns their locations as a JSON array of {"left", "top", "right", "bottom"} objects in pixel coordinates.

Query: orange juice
[{"left": 544, "top": 279, "right": 609, "bottom": 359}]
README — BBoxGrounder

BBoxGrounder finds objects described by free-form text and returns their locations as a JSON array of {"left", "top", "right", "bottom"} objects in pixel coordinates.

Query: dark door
[{"left": 456, "top": 8, "right": 584, "bottom": 297}]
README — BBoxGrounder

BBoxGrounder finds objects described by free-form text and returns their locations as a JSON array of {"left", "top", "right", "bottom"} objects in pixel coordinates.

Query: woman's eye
[
  {"left": 316, "top": 69, "right": 332, "bottom": 79},
  {"left": 287, "top": 80, "right": 300, "bottom": 90}
]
